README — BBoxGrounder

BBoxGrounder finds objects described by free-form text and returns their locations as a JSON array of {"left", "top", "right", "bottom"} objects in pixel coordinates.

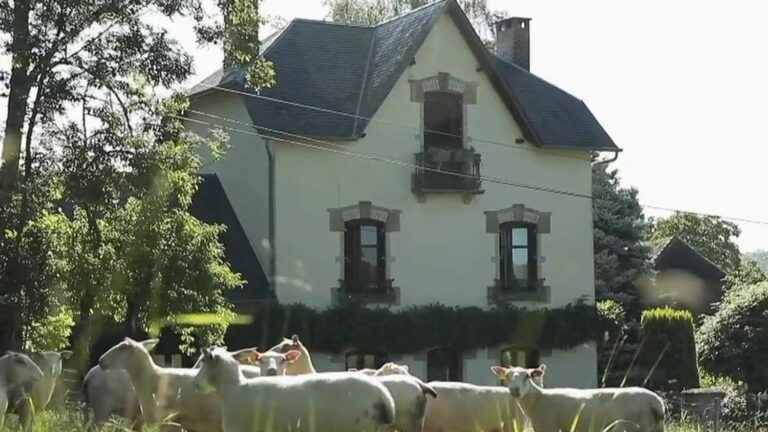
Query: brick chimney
[{"left": 495, "top": 17, "right": 531, "bottom": 71}]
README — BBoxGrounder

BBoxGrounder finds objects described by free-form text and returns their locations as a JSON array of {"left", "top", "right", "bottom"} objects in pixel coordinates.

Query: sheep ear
[
  {"left": 291, "top": 334, "right": 300, "bottom": 343},
  {"left": 529, "top": 365, "right": 546, "bottom": 378},
  {"left": 402, "top": 365, "right": 409, "bottom": 372},
  {"left": 284, "top": 350, "right": 302, "bottom": 363},
  {"left": 232, "top": 348, "right": 260, "bottom": 364},
  {"left": 490, "top": 366, "right": 508, "bottom": 378},
  {"left": 141, "top": 339, "right": 160, "bottom": 351},
  {"left": 60, "top": 351, "right": 73, "bottom": 360},
  {"left": 348, "top": 368, "right": 358, "bottom": 372}
]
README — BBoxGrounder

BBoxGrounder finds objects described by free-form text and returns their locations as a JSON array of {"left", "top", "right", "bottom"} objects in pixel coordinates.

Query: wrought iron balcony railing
[{"left": 412, "top": 147, "right": 483, "bottom": 195}]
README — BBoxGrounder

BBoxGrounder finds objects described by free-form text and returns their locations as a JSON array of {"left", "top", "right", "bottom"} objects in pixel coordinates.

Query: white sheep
[
  {"left": 8, "top": 351, "right": 72, "bottom": 428},
  {"left": 268, "top": 335, "right": 317, "bottom": 374},
  {"left": 86, "top": 344, "right": 263, "bottom": 429},
  {"left": 422, "top": 381, "right": 529, "bottom": 432},
  {"left": 0, "top": 352, "right": 44, "bottom": 429},
  {"left": 193, "top": 346, "right": 396, "bottom": 432},
  {"left": 97, "top": 338, "right": 266, "bottom": 432},
  {"left": 273, "top": 337, "right": 435, "bottom": 432},
  {"left": 492, "top": 365, "right": 665, "bottom": 432}
]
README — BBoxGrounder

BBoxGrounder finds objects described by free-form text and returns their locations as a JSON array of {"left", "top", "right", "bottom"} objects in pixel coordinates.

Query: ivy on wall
[{"left": 225, "top": 301, "right": 615, "bottom": 355}]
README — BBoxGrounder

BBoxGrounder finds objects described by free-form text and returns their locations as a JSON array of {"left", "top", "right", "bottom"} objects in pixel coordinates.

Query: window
[
  {"left": 501, "top": 347, "right": 540, "bottom": 369},
  {"left": 499, "top": 222, "right": 538, "bottom": 290},
  {"left": 424, "top": 92, "right": 463, "bottom": 150},
  {"left": 345, "top": 351, "right": 388, "bottom": 371},
  {"left": 344, "top": 219, "right": 387, "bottom": 290},
  {"left": 499, "top": 347, "right": 540, "bottom": 384},
  {"left": 426, "top": 347, "right": 462, "bottom": 381}
]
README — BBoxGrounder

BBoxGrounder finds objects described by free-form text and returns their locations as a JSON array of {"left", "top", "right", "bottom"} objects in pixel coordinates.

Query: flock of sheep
[{"left": 1, "top": 336, "right": 666, "bottom": 431}]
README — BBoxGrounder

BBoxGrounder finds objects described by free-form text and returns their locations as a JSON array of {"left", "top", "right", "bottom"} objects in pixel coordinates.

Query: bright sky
[{"left": 3, "top": 0, "right": 767, "bottom": 252}]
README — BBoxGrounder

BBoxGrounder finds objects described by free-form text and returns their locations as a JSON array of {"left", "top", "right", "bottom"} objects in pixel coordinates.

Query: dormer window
[
  {"left": 409, "top": 73, "right": 482, "bottom": 200},
  {"left": 424, "top": 91, "right": 463, "bottom": 149}
]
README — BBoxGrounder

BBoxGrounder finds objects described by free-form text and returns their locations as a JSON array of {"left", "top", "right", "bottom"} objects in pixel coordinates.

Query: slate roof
[
  {"left": 190, "top": 0, "right": 619, "bottom": 151},
  {"left": 653, "top": 237, "right": 726, "bottom": 282},
  {"left": 189, "top": 174, "right": 274, "bottom": 304}
]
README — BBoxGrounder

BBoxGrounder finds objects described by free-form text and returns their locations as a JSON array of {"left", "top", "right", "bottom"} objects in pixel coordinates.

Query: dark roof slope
[
  {"left": 190, "top": 174, "right": 274, "bottom": 304},
  {"left": 190, "top": 0, "right": 618, "bottom": 151},
  {"left": 653, "top": 237, "right": 726, "bottom": 282}
]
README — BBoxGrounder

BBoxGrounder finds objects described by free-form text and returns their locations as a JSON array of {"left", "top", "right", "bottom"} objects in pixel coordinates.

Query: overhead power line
[{"left": 179, "top": 109, "right": 768, "bottom": 227}]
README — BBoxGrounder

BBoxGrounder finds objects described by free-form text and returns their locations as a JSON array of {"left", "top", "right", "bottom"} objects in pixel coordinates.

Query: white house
[{"left": 186, "top": 0, "right": 619, "bottom": 388}]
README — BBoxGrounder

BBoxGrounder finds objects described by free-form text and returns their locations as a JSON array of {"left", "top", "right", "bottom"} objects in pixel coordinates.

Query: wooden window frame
[
  {"left": 345, "top": 351, "right": 388, "bottom": 371},
  {"left": 426, "top": 347, "right": 462, "bottom": 382},
  {"left": 499, "top": 222, "right": 538, "bottom": 290},
  {"left": 344, "top": 219, "right": 387, "bottom": 291}
]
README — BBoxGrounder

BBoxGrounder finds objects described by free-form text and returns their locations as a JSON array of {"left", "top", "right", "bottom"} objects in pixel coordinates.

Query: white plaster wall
[
  {"left": 185, "top": 93, "right": 273, "bottom": 279},
  {"left": 273, "top": 12, "right": 595, "bottom": 309},
  {"left": 306, "top": 346, "right": 597, "bottom": 388}
]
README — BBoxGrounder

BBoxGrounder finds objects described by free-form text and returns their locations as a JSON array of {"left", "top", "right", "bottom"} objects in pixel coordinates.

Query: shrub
[
  {"left": 597, "top": 299, "right": 626, "bottom": 340},
  {"left": 225, "top": 301, "right": 608, "bottom": 355},
  {"left": 640, "top": 307, "right": 700, "bottom": 390},
  {"left": 698, "top": 282, "right": 768, "bottom": 392}
]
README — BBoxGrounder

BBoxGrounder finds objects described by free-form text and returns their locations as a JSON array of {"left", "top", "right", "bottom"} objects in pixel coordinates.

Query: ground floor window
[
  {"left": 427, "top": 347, "right": 462, "bottom": 381},
  {"left": 345, "top": 351, "right": 388, "bottom": 370},
  {"left": 499, "top": 347, "right": 540, "bottom": 383}
]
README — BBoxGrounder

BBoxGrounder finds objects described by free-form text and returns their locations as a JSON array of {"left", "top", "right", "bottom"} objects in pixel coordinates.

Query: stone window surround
[
  {"left": 328, "top": 201, "right": 402, "bottom": 305},
  {"left": 409, "top": 72, "right": 478, "bottom": 151},
  {"left": 485, "top": 204, "right": 552, "bottom": 304}
]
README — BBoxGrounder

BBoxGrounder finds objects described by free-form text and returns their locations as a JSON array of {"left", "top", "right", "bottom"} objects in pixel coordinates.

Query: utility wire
[
  {"left": 192, "top": 83, "right": 595, "bottom": 162},
  {"left": 179, "top": 112, "right": 593, "bottom": 199},
  {"left": 179, "top": 109, "right": 768, "bottom": 227}
]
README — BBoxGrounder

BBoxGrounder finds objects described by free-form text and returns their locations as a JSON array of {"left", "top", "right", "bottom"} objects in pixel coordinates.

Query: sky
[{"left": 2, "top": 0, "right": 768, "bottom": 252}]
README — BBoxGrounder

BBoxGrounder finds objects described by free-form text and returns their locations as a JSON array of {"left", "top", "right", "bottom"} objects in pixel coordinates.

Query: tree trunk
[{"left": 0, "top": 0, "right": 32, "bottom": 195}]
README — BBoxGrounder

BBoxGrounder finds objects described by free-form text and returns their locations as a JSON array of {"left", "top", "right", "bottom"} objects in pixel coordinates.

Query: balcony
[
  {"left": 332, "top": 279, "right": 400, "bottom": 306},
  {"left": 487, "top": 278, "right": 550, "bottom": 304},
  {"left": 412, "top": 147, "right": 484, "bottom": 200}
]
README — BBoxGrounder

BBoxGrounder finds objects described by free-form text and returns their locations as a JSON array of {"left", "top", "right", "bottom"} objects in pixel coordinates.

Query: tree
[
  {"left": 0, "top": 0, "right": 273, "bottom": 195},
  {"left": 592, "top": 162, "right": 652, "bottom": 314},
  {"left": 649, "top": 213, "right": 741, "bottom": 274},
  {"left": 1, "top": 0, "right": 275, "bottom": 352},
  {"left": 322, "top": 0, "right": 507, "bottom": 44},
  {"left": 697, "top": 282, "right": 768, "bottom": 391},
  {"left": 723, "top": 258, "right": 767, "bottom": 291},
  {"left": 745, "top": 249, "right": 768, "bottom": 273}
]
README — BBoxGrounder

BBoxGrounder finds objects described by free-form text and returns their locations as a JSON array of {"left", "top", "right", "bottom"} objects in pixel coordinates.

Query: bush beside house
[{"left": 640, "top": 307, "right": 700, "bottom": 390}]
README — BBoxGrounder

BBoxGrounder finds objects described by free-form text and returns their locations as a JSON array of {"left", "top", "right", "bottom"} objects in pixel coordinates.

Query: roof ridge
[
  {"left": 657, "top": 236, "right": 726, "bottom": 273},
  {"left": 374, "top": 0, "right": 450, "bottom": 27},
  {"left": 290, "top": 17, "right": 375, "bottom": 28}
]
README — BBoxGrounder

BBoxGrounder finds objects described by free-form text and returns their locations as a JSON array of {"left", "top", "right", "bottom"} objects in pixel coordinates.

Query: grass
[{"left": 1, "top": 409, "right": 764, "bottom": 432}]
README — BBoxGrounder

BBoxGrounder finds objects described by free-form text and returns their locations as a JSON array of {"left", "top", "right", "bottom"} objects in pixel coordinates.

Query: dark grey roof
[
  {"left": 189, "top": 174, "right": 274, "bottom": 304},
  {"left": 190, "top": 0, "right": 619, "bottom": 151},
  {"left": 653, "top": 237, "right": 726, "bottom": 282}
]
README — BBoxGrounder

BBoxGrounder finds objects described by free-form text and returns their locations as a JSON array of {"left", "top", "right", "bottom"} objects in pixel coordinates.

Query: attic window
[{"left": 424, "top": 92, "right": 463, "bottom": 149}]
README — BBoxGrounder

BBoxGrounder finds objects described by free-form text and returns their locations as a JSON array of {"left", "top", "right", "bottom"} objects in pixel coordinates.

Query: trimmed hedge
[
  {"left": 640, "top": 307, "right": 700, "bottom": 390},
  {"left": 225, "top": 301, "right": 612, "bottom": 355}
]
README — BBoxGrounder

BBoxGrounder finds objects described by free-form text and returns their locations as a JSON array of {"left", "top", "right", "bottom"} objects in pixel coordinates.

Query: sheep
[
  {"left": 193, "top": 346, "right": 396, "bottom": 432},
  {"left": 268, "top": 334, "right": 317, "bottom": 374},
  {"left": 8, "top": 350, "right": 72, "bottom": 428},
  {"left": 0, "top": 352, "right": 44, "bottom": 430},
  {"left": 274, "top": 337, "right": 434, "bottom": 432},
  {"left": 97, "top": 338, "right": 267, "bottom": 432},
  {"left": 86, "top": 344, "right": 262, "bottom": 429},
  {"left": 422, "top": 381, "right": 529, "bottom": 432},
  {"left": 492, "top": 365, "right": 666, "bottom": 432}
]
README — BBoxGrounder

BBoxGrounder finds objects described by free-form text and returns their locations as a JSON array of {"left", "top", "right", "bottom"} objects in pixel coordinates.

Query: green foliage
[
  {"left": 322, "top": 0, "right": 507, "bottom": 43},
  {"left": 746, "top": 250, "right": 768, "bottom": 273},
  {"left": 592, "top": 162, "right": 652, "bottom": 314},
  {"left": 226, "top": 301, "right": 608, "bottom": 354},
  {"left": 698, "top": 282, "right": 768, "bottom": 391},
  {"left": 724, "top": 258, "right": 768, "bottom": 291},
  {"left": 640, "top": 307, "right": 700, "bottom": 390},
  {"left": 597, "top": 299, "right": 626, "bottom": 338},
  {"left": 650, "top": 213, "right": 741, "bottom": 273},
  {"left": 24, "top": 307, "right": 75, "bottom": 352}
]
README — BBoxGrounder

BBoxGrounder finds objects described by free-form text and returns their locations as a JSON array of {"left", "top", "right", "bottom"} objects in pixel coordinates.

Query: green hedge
[
  {"left": 640, "top": 307, "right": 700, "bottom": 390},
  {"left": 225, "top": 301, "right": 611, "bottom": 354}
]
